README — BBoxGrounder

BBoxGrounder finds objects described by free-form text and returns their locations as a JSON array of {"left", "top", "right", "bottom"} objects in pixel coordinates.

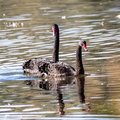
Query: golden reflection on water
[
  {"left": 84, "top": 57, "right": 120, "bottom": 115},
  {"left": 104, "top": 58, "right": 120, "bottom": 114}
]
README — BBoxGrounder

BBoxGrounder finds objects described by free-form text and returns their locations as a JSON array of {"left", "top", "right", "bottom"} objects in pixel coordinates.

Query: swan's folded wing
[
  {"left": 47, "top": 62, "right": 75, "bottom": 76},
  {"left": 23, "top": 58, "right": 52, "bottom": 74}
]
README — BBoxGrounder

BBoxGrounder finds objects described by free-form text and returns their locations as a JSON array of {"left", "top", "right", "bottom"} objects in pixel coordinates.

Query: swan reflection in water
[{"left": 24, "top": 76, "right": 90, "bottom": 115}]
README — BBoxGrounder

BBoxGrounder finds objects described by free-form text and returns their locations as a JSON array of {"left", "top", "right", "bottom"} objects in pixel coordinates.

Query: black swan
[
  {"left": 23, "top": 24, "right": 59, "bottom": 75},
  {"left": 38, "top": 40, "right": 88, "bottom": 76}
]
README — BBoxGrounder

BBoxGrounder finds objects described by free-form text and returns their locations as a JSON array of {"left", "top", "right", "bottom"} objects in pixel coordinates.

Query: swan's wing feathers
[
  {"left": 23, "top": 59, "right": 75, "bottom": 76},
  {"left": 47, "top": 62, "right": 75, "bottom": 76},
  {"left": 23, "top": 58, "right": 52, "bottom": 74},
  {"left": 23, "top": 59, "right": 38, "bottom": 70}
]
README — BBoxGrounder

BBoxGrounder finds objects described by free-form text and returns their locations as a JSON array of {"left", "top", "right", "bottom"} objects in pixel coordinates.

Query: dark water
[{"left": 0, "top": 0, "right": 120, "bottom": 119}]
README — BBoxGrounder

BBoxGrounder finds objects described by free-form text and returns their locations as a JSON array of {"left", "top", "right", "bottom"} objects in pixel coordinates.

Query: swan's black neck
[
  {"left": 76, "top": 45, "right": 84, "bottom": 75},
  {"left": 53, "top": 26, "right": 59, "bottom": 63}
]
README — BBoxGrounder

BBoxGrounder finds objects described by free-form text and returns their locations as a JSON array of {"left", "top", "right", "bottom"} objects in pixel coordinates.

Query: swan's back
[{"left": 46, "top": 62, "right": 75, "bottom": 76}]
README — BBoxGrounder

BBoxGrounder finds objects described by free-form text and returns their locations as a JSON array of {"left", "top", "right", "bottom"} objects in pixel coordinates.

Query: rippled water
[{"left": 0, "top": 0, "right": 120, "bottom": 119}]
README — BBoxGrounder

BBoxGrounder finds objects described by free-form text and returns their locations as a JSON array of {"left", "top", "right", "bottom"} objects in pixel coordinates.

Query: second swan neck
[{"left": 76, "top": 45, "right": 84, "bottom": 75}]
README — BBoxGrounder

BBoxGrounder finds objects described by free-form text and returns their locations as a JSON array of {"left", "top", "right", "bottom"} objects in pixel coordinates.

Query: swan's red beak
[
  {"left": 83, "top": 44, "right": 88, "bottom": 51},
  {"left": 52, "top": 28, "right": 56, "bottom": 36}
]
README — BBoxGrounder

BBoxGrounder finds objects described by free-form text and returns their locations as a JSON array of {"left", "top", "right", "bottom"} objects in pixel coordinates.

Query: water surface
[{"left": 0, "top": 0, "right": 120, "bottom": 119}]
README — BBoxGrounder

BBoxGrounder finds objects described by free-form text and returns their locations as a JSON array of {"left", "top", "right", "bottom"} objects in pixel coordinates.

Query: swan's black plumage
[
  {"left": 23, "top": 24, "right": 59, "bottom": 75},
  {"left": 44, "top": 62, "right": 75, "bottom": 76}
]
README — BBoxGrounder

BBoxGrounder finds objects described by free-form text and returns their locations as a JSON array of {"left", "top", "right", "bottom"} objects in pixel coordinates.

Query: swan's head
[
  {"left": 52, "top": 24, "right": 59, "bottom": 36},
  {"left": 79, "top": 40, "right": 88, "bottom": 51}
]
